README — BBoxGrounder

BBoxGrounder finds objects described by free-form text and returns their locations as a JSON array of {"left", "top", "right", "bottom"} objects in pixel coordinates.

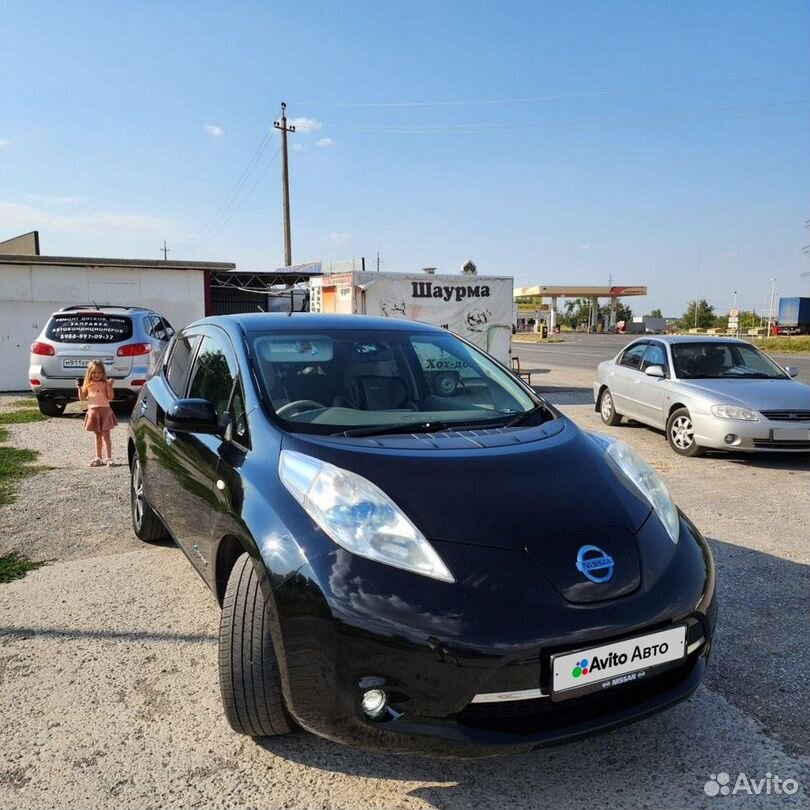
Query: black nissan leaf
[{"left": 128, "top": 313, "right": 716, "bottom": 757}]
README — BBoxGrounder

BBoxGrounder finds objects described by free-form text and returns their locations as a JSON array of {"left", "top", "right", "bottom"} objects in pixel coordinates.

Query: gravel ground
[{"left": 0, "top": 384, "right": 808, "bottom": 810}]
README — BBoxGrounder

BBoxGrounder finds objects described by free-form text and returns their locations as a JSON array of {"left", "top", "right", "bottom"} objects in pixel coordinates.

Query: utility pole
[
  {"left": 274, "top": 102, "right": 296, "bottom": 267},
  {"left": 767, "top": 278, "right": 777, "bottom": 337},
  {"left": 161, "top": 240, "right": 171, "bottom": 260},
  {"left": 376, "top": 251, "right": 381, "bottom": 272}
]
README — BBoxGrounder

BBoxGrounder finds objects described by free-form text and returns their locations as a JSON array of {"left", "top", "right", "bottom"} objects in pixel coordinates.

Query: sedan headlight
[
  {"left": 597, "top": 438, "right": 680, "bottom": 544},
  {"left": 279, "top": 449, "right": 455, "bottom": 582},
  {"left": 710, "top": 404, "right": 759, "bottom": 421}
]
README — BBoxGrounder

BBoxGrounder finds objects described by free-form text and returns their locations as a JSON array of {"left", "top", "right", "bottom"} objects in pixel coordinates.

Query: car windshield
[
  {"left": 671, "top": 342, "right": 787, "bottom": 380},
  {"left": 249, "top": 328, "right": 549, "bottom": 435}
]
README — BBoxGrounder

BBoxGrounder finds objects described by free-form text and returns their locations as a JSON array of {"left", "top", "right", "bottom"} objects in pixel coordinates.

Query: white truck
[{"left": 309, "top": 271, "right": 514, "bottom": 363}]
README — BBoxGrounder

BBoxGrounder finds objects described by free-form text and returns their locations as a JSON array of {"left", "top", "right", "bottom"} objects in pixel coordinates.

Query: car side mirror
[
  {"left": 166, "top": 398, "right": 221, "bottom": 435},
  {"left": 784, "top": 366, "right": 799, "bottom": 378},
  {"left": 644, "top": 365, "right": 666, "bottom": 378}
]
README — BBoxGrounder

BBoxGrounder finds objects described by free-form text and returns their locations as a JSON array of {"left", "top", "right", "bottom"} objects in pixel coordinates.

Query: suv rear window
[{"left": 45, "top": 314, "right": 133, "bottom": 343}]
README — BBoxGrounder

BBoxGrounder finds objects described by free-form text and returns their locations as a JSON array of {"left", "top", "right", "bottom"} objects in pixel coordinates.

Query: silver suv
[{"left": 29, "top": 305, "right": 175, "bottom": 416}]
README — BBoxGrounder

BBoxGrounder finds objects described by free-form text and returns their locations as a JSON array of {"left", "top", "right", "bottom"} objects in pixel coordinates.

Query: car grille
[
  {"left": 753, "top": 440, "right": 810, "bottom": 450},
  {"left": 760, "top": 410, "right": 810, "bottom": 422}
]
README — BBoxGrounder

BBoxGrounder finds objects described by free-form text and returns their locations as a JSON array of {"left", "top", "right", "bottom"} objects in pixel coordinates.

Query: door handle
[{"left": 162, "top": 427, "right": 176, "bottom": 446}]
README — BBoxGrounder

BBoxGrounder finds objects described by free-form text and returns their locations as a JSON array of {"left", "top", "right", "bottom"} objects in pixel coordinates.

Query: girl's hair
[{"left": 82, "top": 360, "right": 108, "bottom": 388}]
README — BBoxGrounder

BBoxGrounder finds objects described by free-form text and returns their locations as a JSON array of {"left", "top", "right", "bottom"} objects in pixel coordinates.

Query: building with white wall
[{"left": 0, "top": 251, "right": 234, "bottom": 391}]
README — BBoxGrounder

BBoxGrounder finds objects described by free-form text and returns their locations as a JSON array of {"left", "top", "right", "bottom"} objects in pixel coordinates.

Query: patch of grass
[
  {"left": 0, "top": 410, "right": 46, "bottom": 425},
  {"left": 10, "top": 398, "right": 39, "bottom": 409},
  {"left": 0, "top": 551, "right": 48, "bottom": 584},
  {"left": 757, "top": 336, "right": 810, "bottom": 355}
]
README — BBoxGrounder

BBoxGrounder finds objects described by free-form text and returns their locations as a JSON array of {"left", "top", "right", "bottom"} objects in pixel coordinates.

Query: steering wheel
[{"left": 275, "top": 399, "right": 327, "bottom": 418}]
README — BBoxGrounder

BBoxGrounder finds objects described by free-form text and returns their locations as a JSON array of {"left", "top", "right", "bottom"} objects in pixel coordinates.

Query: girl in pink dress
[{"left": 78, "top": 360, "right": 118, "bottom": 467}]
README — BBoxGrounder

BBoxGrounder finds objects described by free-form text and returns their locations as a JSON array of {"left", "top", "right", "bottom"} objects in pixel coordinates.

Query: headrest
[{"left": 357, "top": 376, "right": 408, "bottom": 410}]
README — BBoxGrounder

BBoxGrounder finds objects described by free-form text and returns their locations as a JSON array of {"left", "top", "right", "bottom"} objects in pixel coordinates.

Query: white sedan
[{"left": 594, "top": 336, "right": 810, "bottom": 456}]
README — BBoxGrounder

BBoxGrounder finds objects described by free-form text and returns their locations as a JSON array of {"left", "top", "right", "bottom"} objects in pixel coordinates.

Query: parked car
[
  {"left": 29, "top": 305, "right": 175, "bottom": 416},
  {"left": 129, "top": 313, "right": 716, "bottom": 757},
  {"left": 595, "top": 336, "right": 810, "bottom": 456}
]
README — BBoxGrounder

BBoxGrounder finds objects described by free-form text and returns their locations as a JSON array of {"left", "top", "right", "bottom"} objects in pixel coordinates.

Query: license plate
[
  {"left": 773, "top": 428, "right": 810, "bottom": 441},
  {"left": 63, "top": 359, "right": 90, "bottom": 368},
  {"left": 551, "top": 626, "right": 686, "bottom": 697}
]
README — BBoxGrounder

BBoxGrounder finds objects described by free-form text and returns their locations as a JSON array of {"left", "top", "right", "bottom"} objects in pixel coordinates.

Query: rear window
[{"left": 45, "top": 314, "right": 133, "bottom": 344}]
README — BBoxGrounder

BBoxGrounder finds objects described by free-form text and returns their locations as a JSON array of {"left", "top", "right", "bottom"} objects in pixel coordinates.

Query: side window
[
  {"left": 187, "top": 335, "right": 235, "bottom": 421},
  {"left": 229, "top": 381, "right": 250, "bottom": 447},
  {"left": 165, "top": 335, "right": 200, "bottom": 396},
  {"left": 619, "top": 343, "right": 648, "bottom": 370},
  {"left": 641, "top": 343, "right": 667, "bottom": 372},
  {"left": 161, "top": 318, "right": 175, "bottom": 338}
]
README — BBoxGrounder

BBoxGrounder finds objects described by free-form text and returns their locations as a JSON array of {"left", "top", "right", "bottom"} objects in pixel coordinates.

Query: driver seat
[{"left": 334, "top": 375, "right": 416, "bottom": 410}]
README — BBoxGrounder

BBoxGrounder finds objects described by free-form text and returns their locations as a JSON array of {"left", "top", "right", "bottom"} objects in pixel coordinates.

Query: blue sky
[{"left": 1, "top": 1, "right": 808, "bottom": 316}]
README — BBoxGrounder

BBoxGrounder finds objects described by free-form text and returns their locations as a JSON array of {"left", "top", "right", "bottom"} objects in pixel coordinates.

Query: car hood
[
  {"left": 283, "top": 419, "right": 653, "bottom": 549},
  {"left": 677, "top": 378, "right": 810, "bottom": 411}
]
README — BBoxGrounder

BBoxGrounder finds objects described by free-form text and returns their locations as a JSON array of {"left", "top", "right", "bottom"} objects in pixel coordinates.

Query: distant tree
[
  {"left": 648, "top": 308, "right": 663, "bottom": 319},
  {"left": 680, "top": 299, "right": 716, "bottom": 330}
]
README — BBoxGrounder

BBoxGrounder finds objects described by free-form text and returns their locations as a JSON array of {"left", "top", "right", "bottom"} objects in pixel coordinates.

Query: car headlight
[
  {"left": 594, "top": 437, "right": 680, "bottom": 544},
  {"left": 710, "top": 404, "right": 759, "bottom": 421},
  {"left": 279, "top": 449, "right": 455, "bottom": 582}
]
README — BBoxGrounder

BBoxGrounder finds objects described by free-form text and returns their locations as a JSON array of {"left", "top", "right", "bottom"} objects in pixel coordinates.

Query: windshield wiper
[
  {"left": 337, "top": 420, "right": 466, "bottom": 438},
  {"left": 336, "top": 406, "right": 550, "bottom": 438}
]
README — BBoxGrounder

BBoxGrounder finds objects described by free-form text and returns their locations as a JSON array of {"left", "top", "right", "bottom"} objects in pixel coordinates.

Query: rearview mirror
[
  {"left": 166, "top": 398, "right": 221, "bottom": 434},
  {"left": 644, "top": 365, "right": 666, "bottom": 378},
  {"left": 784, "top": 366, "right": 799, "bottom": 378}
]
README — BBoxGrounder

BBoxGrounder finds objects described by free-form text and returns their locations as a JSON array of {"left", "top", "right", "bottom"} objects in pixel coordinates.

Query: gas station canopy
[
  {"left": 514, "top": 285, "right": 647, "bottom": 298},
  {"left": 513, "top": 285, "right": 648, "bottom": 331}
]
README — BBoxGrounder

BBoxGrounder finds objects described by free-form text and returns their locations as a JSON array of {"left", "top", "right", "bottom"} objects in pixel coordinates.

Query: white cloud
[
  {"left": 26, "top": 194, "right": 82, "bottom": 205},
  {"left": 288, "top": 116, "right": 321, "bottom": 133},
  {"left": 290, "top": 143, "right": 305, "bottom": 152},
  {"left": 0, "top": 199, "right": 182, "bottom": 240},
  {"left": 316, "top": 138, "right": 335, "bottom": 148},
  {"left": 0, "top": 139, "right": 11, "bottom": 150},
  {"left": 203, "top": 124, "right": 224, "bottom": 137},
  {"left": 580, "top": 243, "right": 592, "bottom": 251},
  {"left": 328, "top": 231, "right": 350, "bottom": 247}
]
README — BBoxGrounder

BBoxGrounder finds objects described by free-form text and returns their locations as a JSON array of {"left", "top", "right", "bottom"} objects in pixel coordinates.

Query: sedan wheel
[
  {"left": 666, "top": 408, "right": 705, "bottom": 457},
  {"left": 599, "top": 388, "right": 622, "bottom": 426},
  {"left": 130, "top": 454, "right": 169, "bottom": 541}
]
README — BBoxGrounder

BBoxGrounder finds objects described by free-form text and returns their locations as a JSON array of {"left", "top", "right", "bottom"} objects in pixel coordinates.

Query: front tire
[
  {"left": 219, "top": 554, "right": 294, "bottom": 737},
  {"left": 130, "top": 455, "right": 168, "bottom": 541},
  {"left": 599, "top": 388, "right": 622, "bottom": 426},
  {"left": 37, "top": 397, "right": 66, "bottom": 417},
  {"left": 666, "top": 407, "right": 705, "bottom": 457}
]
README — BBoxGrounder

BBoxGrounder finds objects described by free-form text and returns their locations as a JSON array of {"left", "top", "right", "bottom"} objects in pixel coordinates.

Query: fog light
[
  {"left": 361, "top": 688, "right": 387, "bottom": 719},
  {"left": 724, "top": 434, "right": 738, "bottom": 445}
]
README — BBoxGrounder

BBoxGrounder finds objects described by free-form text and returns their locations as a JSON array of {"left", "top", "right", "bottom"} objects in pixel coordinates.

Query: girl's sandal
[
  {"left": 106, "top": 459, "right": 114, "bottom": 468},
  {"left": 90, "top": 458, "right": 103, "bottom": 467}
]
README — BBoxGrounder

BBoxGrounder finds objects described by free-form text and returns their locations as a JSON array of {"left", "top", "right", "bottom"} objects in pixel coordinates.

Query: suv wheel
[
  {"left": 599, "top": 388, "right": 622, "bottom": 426},
  {"left": 666, "top": 407, "right": 705, "bottom": 457},
  {"left": 219, "top": 554, "right": 294, "bottom": 737},
  {"left": 130, "top": 455, "right": 169, "bottom": 541},
  {"left": 37, "top": 397, "right": 66, "bottom": 417}
]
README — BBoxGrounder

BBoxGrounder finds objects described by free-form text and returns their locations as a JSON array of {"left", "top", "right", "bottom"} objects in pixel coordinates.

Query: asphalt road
[{"left": 514, "top": 334, "right": 810, "bottom": 378}]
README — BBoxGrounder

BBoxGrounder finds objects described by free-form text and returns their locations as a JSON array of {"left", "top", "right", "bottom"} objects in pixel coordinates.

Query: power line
[
  {"left": 296, "top": 71, "right": 809, "bottom": 108},
  {"left": 185, "top": 146, "right": 281, "bottom": 254},
  {"left": 177, "top": 127, "right": 276, "bottom": 250},
  {"left": 321, "top": 99, "right": 810, "bottom": 134}
]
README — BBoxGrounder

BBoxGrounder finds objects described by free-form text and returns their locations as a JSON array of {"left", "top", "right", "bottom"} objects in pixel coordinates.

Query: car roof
[
  {"left": 627, "top": 335, "right": 752, "bottom": 346},
  {"left": 187, "top": 312, "right": 448, "bottom": 334}
]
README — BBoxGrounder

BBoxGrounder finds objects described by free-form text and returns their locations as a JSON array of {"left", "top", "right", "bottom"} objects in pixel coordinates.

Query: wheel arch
[
  {"left": 595, "top": 384, "right": 608, "bottom": 412},
  {"left": 215, "top": 534, "right": 247, "bottom": 606},
  {"left": 667, "top": 402, "right": 688, "bottom": 420}
]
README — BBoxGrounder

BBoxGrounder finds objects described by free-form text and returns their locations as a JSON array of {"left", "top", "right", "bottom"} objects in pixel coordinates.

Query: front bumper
[
  {"left": 266, "top": 515, "right": 717, "bottom": 757},
  {"left": 692, "top": 413, "right": 810, "bottom": 452}
]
